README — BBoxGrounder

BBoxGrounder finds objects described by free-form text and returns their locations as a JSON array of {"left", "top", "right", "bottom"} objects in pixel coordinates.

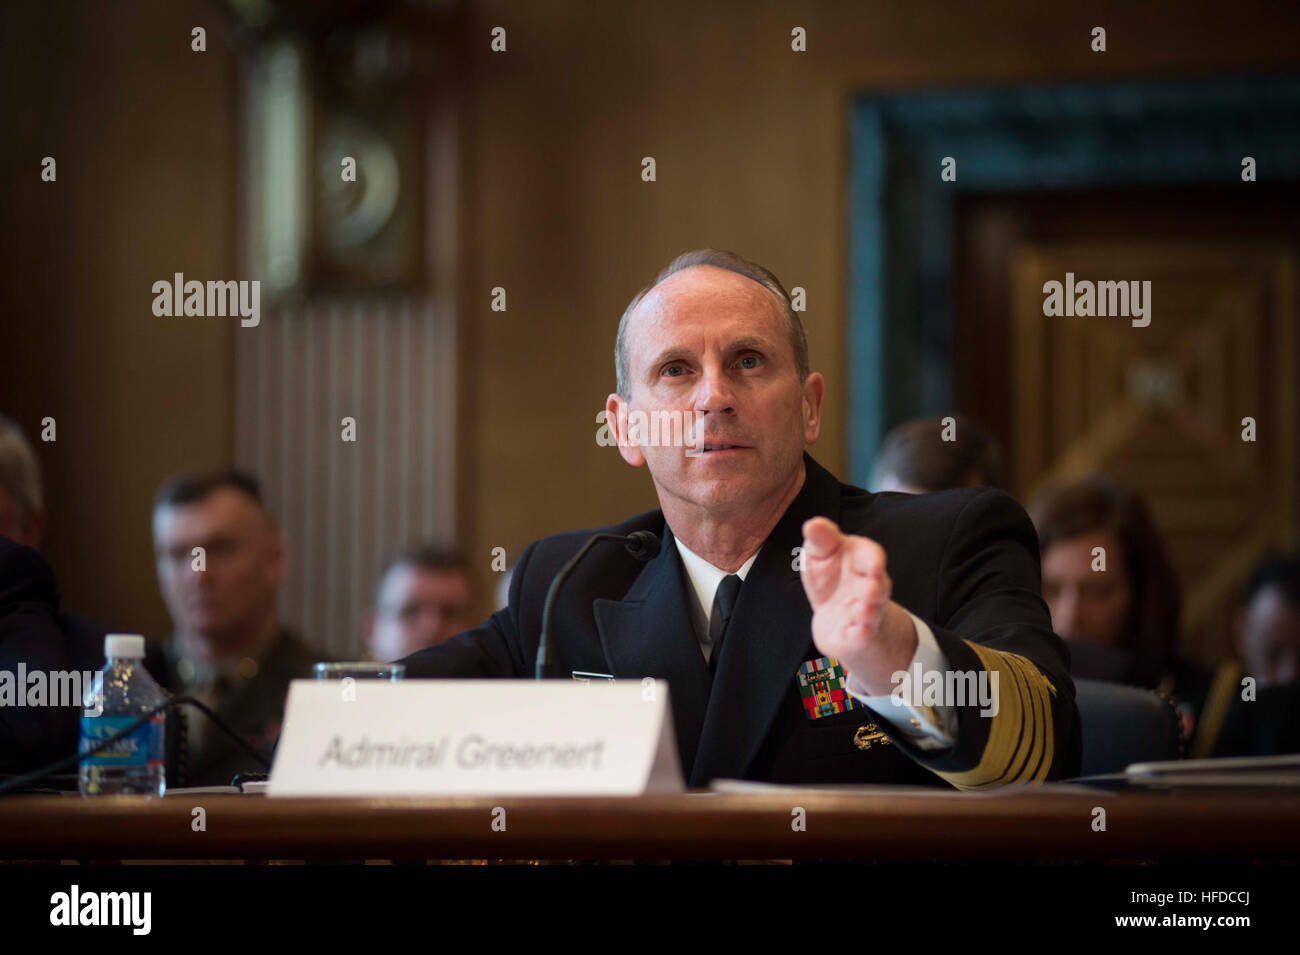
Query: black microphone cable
[
  {"left": 534, "top": 530, "right": 661, "bottom": 679},
  {"left": 0, "top": 695, "right": 273, "bottom": 795}
]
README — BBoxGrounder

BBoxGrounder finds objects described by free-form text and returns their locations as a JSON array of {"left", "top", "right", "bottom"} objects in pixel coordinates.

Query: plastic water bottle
[{"left": 79, "top": 634, "right": 167, "bottom": 797}]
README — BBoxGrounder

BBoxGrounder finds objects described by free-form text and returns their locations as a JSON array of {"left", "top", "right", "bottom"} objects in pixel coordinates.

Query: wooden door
[{"left": 1008, "top": 242, "right": 1298, "bottom": 661}]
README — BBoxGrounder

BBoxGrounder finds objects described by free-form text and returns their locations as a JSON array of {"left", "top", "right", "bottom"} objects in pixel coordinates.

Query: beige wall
[
  {"left": 4, "top": 0, "right": 1299, "bottom": 634},
  {"left": 456, "top": 0, "right": 1300, "bottom": 611},
  {"left": 2, "top": 2, "right": 237, "bottom": 635}
]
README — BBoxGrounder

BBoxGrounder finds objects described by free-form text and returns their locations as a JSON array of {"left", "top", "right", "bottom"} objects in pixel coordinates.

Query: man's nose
[{"left": 694, "top": 365, "right": 737, "bottom": 413}]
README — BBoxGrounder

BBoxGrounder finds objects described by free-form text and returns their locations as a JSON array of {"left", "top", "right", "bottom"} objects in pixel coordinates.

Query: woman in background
[{"left": 1027, "top": 475, "right": 1211, "bottom": 743}]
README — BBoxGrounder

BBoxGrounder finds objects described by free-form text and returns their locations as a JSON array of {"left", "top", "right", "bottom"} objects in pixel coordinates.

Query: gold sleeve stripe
[
  {"left": 1008, "top": 651, "right": 1054, "bottom": 783},
  {"left": 989, "top": 646, "right": 1056, "bottom": 785},
  {"left": 928, "top": 643, "right": 1058, "bottom": 791},
  {"left": 990, "top": 649, "right": 1034, "bottom": 784},
  {"left": 1000, "top": 650, "right": 1052, "bottom": 784},
  {"left": 928, "top": 644, "right": 1028, "bottom": 790}
]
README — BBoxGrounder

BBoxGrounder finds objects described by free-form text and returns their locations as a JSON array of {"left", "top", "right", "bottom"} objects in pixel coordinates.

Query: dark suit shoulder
[
  {"left": 840, "top": 483, "right": 1009, "bottom": 529},
  {"left": 0, "top": 537, "right": 59, "bottom": 610},
  {"left": 59, "top": 610, "right": 110, "bottom": 673},
  {"left": 839, "top": 486, "right": 1023, "bottom": 588}
]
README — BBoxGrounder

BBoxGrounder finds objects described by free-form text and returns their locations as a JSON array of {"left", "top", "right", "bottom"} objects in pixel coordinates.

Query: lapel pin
[{"left": 853, "top": 723, "right": 893, "bottom": 750}]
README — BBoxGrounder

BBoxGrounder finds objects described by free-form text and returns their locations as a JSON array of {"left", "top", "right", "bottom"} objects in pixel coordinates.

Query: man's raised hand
[{"left": 800, "top": 516, "right": 916, "bottom": 696}]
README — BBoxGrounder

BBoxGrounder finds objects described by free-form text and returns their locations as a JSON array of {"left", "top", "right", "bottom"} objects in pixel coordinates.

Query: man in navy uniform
[{"left": 401, "top": 249, "right": 1080, "bottom": 789}]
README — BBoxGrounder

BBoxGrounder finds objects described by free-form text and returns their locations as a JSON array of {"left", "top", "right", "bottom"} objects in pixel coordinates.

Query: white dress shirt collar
[{"left": 673, "top": 534, "right": 760, "bottom": 652}]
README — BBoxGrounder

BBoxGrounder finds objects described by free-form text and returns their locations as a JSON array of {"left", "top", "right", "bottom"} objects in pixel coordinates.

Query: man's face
[
  {"left": 367, "top": 563, "right": 475, "bottom": 661},
  {"left": 1041, "top": 530, "right": 1133, "bottom": 647},
  {"left": 1237, "top": 585, "right": 1300, "bottom": 686},
  {"left": 153, "top": 488, "right": 284, "bottom": 648},
  {"left": 608, "top": 265, "right": 823, "bottom": 515}
]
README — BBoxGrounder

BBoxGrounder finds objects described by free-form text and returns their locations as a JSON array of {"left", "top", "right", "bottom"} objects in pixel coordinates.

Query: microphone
[
  {"left": 534, "top": 530, "right": 662, "bottom": 680},
  {"left": 623, "top": 529, "right": 661, "bottom": 562}
]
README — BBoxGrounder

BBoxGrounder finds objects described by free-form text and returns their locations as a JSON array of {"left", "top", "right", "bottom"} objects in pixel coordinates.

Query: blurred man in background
[
  {"left": 0, "top": 418, "right": 79, "bottom": 776},
  {"left": 153, "top": 468, "right": 322, "bottom": 786},
  {"left": 870, "top": 414, "right": 1004, "bottom": 494},
  {"left": 1, "top": 417, "right": 184, "bottom": 782},
  {"left": 364, "top": 546, "right": 475, "bottom": 661},
  {"left": 0, "top": 415, "right": 46, "bottom": 549},
  {"left": 1196, "top": 553, "right": 1300, "bottom": 757},
  {"left": 0, "top": 415, "right": 126, "bottom": 686},
  {"left": 0, "top": 534, "right": 78, "bottom": 776}
]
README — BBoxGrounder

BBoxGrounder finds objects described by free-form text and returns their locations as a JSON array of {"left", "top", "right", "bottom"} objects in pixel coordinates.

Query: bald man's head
[
  {"left": 604, "top": 251, "right": 824, "bottom": 521},
  {"left": 614, "top": 249, "right": 809, "bottom": 399}
]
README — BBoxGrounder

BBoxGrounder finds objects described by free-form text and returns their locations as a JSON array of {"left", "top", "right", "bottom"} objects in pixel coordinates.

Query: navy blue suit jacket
[{"left": 401, "top": 454, "right": 1081, "bottom": 789}]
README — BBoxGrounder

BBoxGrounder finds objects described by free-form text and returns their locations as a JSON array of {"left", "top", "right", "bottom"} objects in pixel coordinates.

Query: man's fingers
[
  {"left": 801, "top": 517, "right": 843, "bottom": 559},
  {"left": 801, "top": 519, "right": 891, "bottom": 618},
  {"left": 800, "top": 517, "right": 844, "bottom": 608},
  {"left": 844, "top": 535, "right": 885, "bottom": 578}
]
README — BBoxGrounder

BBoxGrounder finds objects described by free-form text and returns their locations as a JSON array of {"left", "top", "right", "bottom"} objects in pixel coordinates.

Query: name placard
[{"left": 267, "top": 679, "right": 684, "bottom": 796}]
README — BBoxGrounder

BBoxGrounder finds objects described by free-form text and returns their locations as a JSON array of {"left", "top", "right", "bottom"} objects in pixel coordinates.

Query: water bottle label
[{"left": 79, "top": 715, "right": 164, "bottom": 767}]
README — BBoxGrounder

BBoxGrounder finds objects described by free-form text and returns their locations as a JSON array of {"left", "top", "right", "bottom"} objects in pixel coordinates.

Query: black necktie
[{"left": 708, "top": 574, "right": 743, "bottom": 675}]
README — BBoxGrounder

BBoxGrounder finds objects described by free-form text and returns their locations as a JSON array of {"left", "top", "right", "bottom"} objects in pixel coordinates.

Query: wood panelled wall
[
  {"left": 234, "top": 300, "right": 457, "bottom": 658},
  {"left": 4, "top": 0, "right": 1300, "bottom": 641}
]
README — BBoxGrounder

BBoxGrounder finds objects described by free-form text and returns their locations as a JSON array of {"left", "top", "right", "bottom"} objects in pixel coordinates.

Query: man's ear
[
  {"left": 605, "top": 392, "right": 645, "bottom": 467},
  {"left": 801, "top": 372, "right": 825, "bottom": 444}
]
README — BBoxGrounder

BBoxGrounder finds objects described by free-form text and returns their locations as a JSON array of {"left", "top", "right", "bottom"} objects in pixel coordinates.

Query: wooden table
[{"left": 3, "top": 785, "right": 1298, "bottom": 861}]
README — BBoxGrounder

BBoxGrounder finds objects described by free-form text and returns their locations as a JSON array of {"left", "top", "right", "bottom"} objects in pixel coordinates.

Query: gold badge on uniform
[{"left": 853, "top": 723, "right": 892, "bottom": 750}]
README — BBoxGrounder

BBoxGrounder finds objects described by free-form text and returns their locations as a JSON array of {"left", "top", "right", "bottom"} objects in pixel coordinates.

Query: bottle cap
[{"left": 104, "top": 634, "right": 146, "bottom": 659}]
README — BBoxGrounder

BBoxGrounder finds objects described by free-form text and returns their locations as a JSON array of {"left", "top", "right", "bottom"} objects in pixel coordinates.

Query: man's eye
[
  {"left": 663, "top": 364, "right": 685, "bottom": 377},
  {"left": 738, "top": 355, "right": 760, "bottom": 369}
]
